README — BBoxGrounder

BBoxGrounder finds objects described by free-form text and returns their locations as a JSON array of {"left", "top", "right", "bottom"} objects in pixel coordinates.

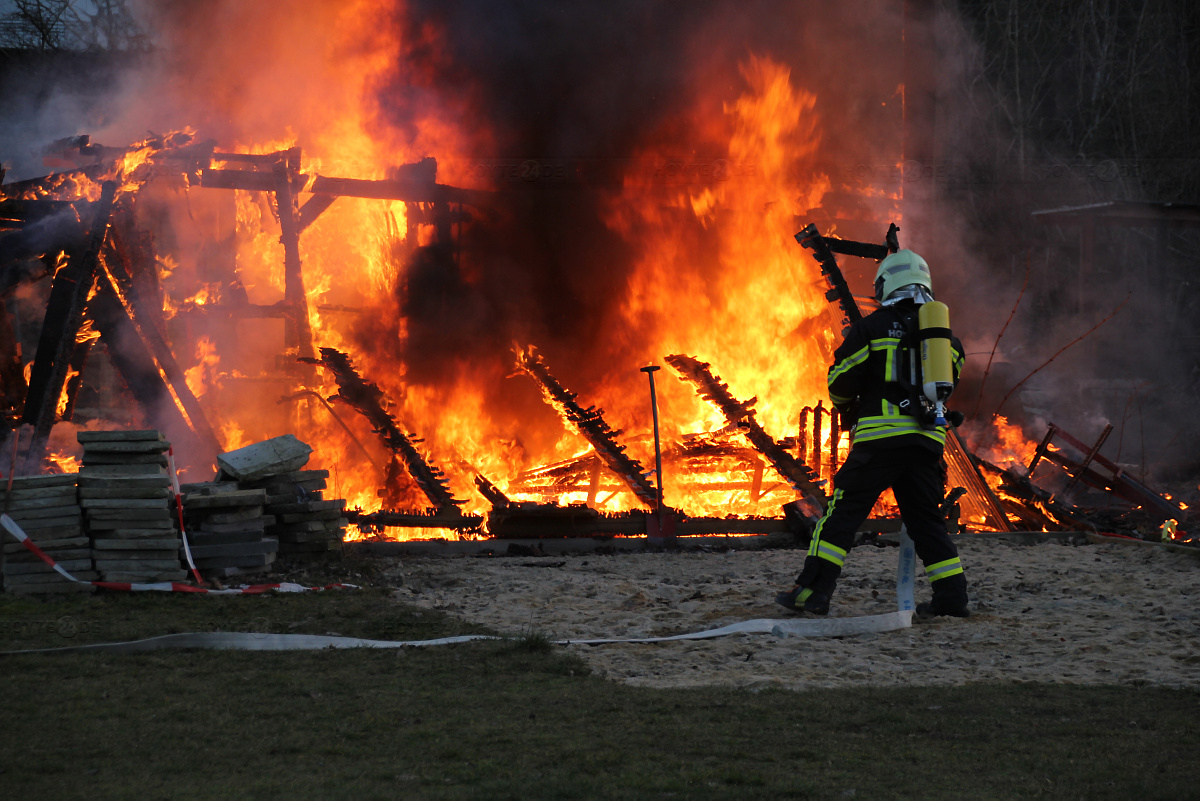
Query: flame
[
  {"left": 18, "top": 10, "right": 925, "bottom": 540},
  {"left": 184, "top": 336, "right": 221, "bottom": 398},
  {"left": 46, "top": 452, "right": 81, "bottom": 474},
  {"left": 974, "top": 415, "right": 1037, "bottom": 474}
]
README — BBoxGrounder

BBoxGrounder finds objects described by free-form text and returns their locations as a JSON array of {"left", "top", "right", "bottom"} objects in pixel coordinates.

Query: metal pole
[{"left": 640, "top": 366, "right": 665, "bottom": 527}]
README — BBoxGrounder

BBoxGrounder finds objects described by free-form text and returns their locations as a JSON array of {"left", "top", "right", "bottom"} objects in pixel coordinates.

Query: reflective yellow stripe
[
  {"left": 808, "top": 488, "right": 843, "bottom": 557},
  {"left": 815, "top": 541, "right": 847, "bottom": 567},
  {"left": 856, "top": 413, "right": 914, "bottom": 425},
  {"left": 853, "top": 418, "right": 947, "bottom": 446},
  {"left": 926, "top": 557, "right": 964, "bottom": 581},
  {"left": 828, "top": 345, "right": 870, "bottom": 385},
  {"left": 798, "top": 587, "right": 814, "bottom": 603}
]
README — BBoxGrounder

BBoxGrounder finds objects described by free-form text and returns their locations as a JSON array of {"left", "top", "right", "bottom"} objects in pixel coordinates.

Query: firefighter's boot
[{"left": 916, "top": 573, "right": 969, "bottom": 618}]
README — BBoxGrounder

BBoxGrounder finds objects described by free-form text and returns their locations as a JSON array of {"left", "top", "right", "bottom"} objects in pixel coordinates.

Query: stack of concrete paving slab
[
  {"left": 1, "top": 473, "right": 94, "bottom": 594},
  {"left": 78, "top": 430, "right": 185, "bottom": 583},
  {"left": 214, "top": 435, "right": 345, "bottom": 560},
  {"left": 240, "top": 470, "right": 346, "bottom": 558},
  {"left": 179, "top": 482, "right": 277, "bottom": 578}
]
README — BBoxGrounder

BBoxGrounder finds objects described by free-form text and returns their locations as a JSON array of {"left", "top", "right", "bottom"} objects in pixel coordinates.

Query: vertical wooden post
[
  {"left": 829, "top": 407, "right": 841, "bottom": 475},
  {"left": 811, "top": 400, "right": 825, "bottom": 480},
  {"left": 273, "top": 149, "right": 315, "bottom": 361},
  {"left": 798, "top": 408, "right": 810, "bottom": 465}
]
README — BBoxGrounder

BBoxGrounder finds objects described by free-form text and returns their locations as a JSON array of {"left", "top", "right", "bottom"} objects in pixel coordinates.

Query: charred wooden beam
[
  {"left": 1061, "top": 423, "right": 1112, "bottom": 496},
  {"left": 975, "top": 458, "right": 1085, "bottom": 531},
  {"left": 272, "top": 154, "right": 316, "bottom": 361},
  {"left": 302, "top": 347, "right": 465, "bottom": 513},
  {"left": 297, "top": 194, "right": 337, "bottom": 233},
  {"left": 488, "top": 503, "right": 601, "bottom": 539},
  {"left": 1036, "top": 422, "right": 1184, "bottom": 520},
  {"left": 199, "top": 170, "right": 491, "bottom": 209},
  {"left": 20, "top": 181, "right": 116, "bottom": 472},
  {"left": 348, "top": 508, "right": 484, "bottom": 534},
  {"left": 199, "top": 169, "right": 287, "bottom": 193},
  {"left": 0, "top": 167, "right": 106, "bottom": 200},
  {"left": 1027, "top": 424, "right": 1058, "bottom": 474},
  {"left": 94, "top": 228, "right": 222, "bottom": 466},
  {"left": 307, "top": 175, "right": 491, "bottom": 208},
  {"left": 515, "top": 346, "right": 660, "bottom": 509},
  {"left": 795, "top": 222, "right": 865, "bottom": 328},
  {"left": 665, "top": 353, "right": 827, "bottom": 510},
  {"left": 474, "top": 473, "right": 513, "bottom": 510}
]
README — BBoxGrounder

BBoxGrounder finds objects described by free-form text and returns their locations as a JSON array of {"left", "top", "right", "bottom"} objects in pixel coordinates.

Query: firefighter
[{"left": 776, "top": 249, "right": 970, "bottom": 618}]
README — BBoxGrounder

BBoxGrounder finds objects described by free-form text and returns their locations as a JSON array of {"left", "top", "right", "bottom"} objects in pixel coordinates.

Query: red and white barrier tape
[
  {"left": 166, "top": 446, "right": 205, "bottom": 585},
  {"left": 1, "top": 514, "right": 354, "bottom": 595}
]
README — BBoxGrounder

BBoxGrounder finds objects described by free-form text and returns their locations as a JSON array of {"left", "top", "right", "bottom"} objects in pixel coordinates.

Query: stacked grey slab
[
  {"left": 179, "top": 482, "right": 277, "bottom": 578},
  {"left": 78, "top": 430, "right": 185, "bottom": 583},
  {"left": 1, "top": 473, "right": 94, "bottom": 594},
  {"left": 238, "top": 470, "right": 347, "bottom": 558}
]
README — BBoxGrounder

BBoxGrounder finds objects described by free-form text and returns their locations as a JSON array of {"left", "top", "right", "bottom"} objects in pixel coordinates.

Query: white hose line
[
  {"left": 3, "top": 611, "right": 917, "bottom": 655},
  {"left": 4, "top": 534, "right": 920, "bottom": 654}
]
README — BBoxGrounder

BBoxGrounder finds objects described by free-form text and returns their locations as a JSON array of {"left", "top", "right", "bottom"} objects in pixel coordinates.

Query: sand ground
[{"left": 375, "top": 536, "right": 1200, "bottom": 690}]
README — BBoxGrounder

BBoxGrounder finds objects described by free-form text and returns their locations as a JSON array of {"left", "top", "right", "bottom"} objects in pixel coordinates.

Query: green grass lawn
[{"left": 2, "top": 572, "right": 1197, "bottom": 799}]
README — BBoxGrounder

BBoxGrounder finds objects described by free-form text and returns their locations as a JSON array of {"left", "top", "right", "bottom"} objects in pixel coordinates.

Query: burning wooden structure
[{"left": 0, "top": 134, "right": 1190, "bottom": 546}]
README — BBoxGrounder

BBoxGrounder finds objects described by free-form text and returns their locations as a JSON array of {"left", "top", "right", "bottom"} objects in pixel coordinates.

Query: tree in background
[{"left": 0, "top": 0, "right": 147, "bottom": 52}]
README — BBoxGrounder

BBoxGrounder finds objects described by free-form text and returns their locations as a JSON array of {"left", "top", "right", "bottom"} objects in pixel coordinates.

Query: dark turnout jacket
[{"left": 826, "top": 300, "right": 965, "bottom": 451}]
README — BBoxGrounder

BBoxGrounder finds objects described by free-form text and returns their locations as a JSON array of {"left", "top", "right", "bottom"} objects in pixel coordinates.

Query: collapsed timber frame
[{"left": 0, "top": 135, "right": 481, "bottom": 479}]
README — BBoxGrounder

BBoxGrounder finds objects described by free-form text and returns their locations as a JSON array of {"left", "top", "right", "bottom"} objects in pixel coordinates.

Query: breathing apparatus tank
[{"left": 917, "top": 300, "right": 954, "bottom": 426}]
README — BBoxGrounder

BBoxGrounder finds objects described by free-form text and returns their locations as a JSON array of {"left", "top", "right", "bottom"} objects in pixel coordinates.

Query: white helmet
[{"left": 874, "top": 249, "right": 932, "bottom": 303}]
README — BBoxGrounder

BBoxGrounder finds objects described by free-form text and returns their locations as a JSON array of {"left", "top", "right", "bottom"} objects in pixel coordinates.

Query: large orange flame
[{"left": 20, "top": 6, "right": 943, "bottom": 540}]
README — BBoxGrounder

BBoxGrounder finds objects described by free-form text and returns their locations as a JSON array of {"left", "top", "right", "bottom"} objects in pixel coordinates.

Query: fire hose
[{"left": 1, "top": 515, "right": 917, "bottom": 654}]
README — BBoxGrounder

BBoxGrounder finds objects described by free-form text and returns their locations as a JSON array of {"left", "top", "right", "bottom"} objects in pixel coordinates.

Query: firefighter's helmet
[{"left": 874, "top": 249, "right": 932, "bottom": 302}]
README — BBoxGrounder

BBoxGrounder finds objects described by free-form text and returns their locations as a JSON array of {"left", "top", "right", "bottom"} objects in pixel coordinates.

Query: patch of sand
[{"left": 377, "top": 538, "right": 1200, "bottom": 690}]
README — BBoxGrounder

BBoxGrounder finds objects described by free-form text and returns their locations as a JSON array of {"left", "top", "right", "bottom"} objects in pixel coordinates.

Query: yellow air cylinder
[{"left": 918, "top": 301, "right": 954, "bottom": 423}]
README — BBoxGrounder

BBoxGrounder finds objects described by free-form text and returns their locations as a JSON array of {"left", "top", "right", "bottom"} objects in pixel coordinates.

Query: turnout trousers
[{"left": 795, "top": 442, "right": 968, "bottom": 605}]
